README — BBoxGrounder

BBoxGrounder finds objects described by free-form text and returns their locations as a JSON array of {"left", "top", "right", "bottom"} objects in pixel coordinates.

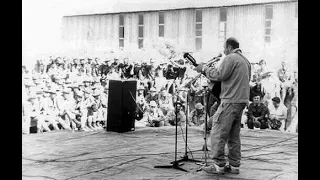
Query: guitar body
[{"left": 209, "top": 81, "right": 221, "bottom": 103}]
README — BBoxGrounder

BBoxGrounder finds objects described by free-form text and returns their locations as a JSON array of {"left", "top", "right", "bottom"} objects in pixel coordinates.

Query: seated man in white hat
[
  {"left": 165, "top": 101, "right": 187, "bottom": 126},
  {"left": 61, "top": 88, "right": 82, "bottom": 131},
  {"left": 143, "top": 101, "right": 166, "bottom": 127},
  {"left": 55, "top": 88, "right": 74, "bottom": 131},
  {"left": 23, "top": 93, "right": 51, "bottom": 133},
  {"left": 158, "top": 88, "right": 174, "bottom": 116},
  {"left": 74, "top": 91, "right": 91, "bottom": 131},
  {"left": 145, "top": 87, "right": 159, "bottom": 106},
  {"left": 42, "top": 89, "right": 70, "bottom": 130},
  {"left": 90, "top": 89, "right": 104, "bottom": 130},
  {"left": 100, "top": 87, "right": 108, "bottom": 128},
  {"left": 39, "top": 89, "right": 61, "bottom": 131},
  {"left": 189, "top": 103, "right": 209, "bottom": 126},
  {"left": 83, "top": 89, "right": 96, "bottom": 131}
]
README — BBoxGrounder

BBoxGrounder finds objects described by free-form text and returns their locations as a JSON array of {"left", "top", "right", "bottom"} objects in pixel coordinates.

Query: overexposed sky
[
  {"left": 22, "top": 0, "right": 246, "bottom": 49},
  {"left": 22, "top": 0, "right": 120, "bottom": 61},
  {"left": 21, "top": 0, "right": 248, "bottom": 53}
]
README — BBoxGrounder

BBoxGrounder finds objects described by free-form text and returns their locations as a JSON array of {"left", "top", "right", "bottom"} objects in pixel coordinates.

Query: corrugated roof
[{"left": 64, "top": 0, "right": 297, "bottom": 16}]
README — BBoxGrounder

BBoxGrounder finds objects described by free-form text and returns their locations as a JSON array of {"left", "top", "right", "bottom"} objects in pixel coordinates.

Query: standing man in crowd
[
  {"left": 121, "top": 57, "right": 134, "bottom": 79},
  {"left": 144, "top": 101, "right": 166, "bottom": 127},
  {"left": 194, "top": 37, "right": 251, "bottom": 175},
  {"left": 111, "top": 57, "right": 121, "bottom": 73},
  {"left": 277, "top": 61, "right": 294, "bottom": 103},
  {"left": 99, "top": 58, "right": 110, "bottom": 76},
  {"left": 24, "top": 93, "right": 51, "bottom": 133}
]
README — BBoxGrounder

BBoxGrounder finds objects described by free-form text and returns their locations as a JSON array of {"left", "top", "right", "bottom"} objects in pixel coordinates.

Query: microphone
[
  {"left": 183, "top": 53, "right": 198, "bottom": 67},
  {"left": 207, "top": 53, "right": 222, "bottom": 66}
]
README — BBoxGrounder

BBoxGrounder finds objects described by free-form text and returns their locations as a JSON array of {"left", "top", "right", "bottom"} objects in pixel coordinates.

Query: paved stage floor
[{"left": 22, "top": 126, "right": 298, "bottom": 180}]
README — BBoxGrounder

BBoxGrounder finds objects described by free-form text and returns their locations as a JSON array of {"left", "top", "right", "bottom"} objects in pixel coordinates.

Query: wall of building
[{"left": 62, "top": 2, "right": 297, "bottom": 69}]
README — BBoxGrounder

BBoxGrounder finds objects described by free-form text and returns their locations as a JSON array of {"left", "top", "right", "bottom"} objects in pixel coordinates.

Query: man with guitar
[{"left": 187, "top": 37, "right": 251, "bottom": 175}]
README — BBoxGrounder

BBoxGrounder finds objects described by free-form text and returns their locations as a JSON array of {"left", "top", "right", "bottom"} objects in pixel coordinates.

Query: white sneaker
[{"left": 202, "top": 163, "right": 225, "bottom": 175}]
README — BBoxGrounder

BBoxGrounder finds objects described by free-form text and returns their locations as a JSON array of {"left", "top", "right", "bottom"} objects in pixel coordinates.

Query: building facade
[{"left": 61, "top": 0, "right": 298, "bottom": 68}]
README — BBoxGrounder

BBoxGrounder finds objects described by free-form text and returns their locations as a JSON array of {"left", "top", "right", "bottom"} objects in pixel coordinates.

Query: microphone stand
[
  {"left": 175, "top": 89, "right": 202, "bottom": 164},
  {"left": 154, "top": 80, "right": 188, "bottom": 172},
  {"left": 196, "top": 86, "right": 211, "bottom": 171}
]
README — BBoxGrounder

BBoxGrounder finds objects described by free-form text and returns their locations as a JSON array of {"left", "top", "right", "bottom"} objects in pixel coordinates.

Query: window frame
[
  {"left": 265, "top": 5, "right": 273, "bottom": 20},
  {"left": 138, "top": 14, "right": 144, "bottom": 49},
  {"left": 264, "top": 5, "right": 273, "bottom": 43},
  {"left": 219, "top": 8, "right": 227, "bottom": 43},
  {"left": 219, "top": 7, "right": 227, "bottom": 22},
  {"left": 119, "top": 14, "right": 125, "bottom": 48},
  {"left": 195, "top": 9, "right": 202, "bottom": 51},
  {"left": 159, "top": 12, "right": 165, "bottom": 37}
]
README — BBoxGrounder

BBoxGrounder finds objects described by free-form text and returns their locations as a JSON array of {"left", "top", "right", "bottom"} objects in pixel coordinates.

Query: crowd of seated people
[
  {"left": 22, "top": 55, "right": 206, "bottom": 134},
  {"left": 22, "top": 54, "right": 298, "bottom": 134},
  {"left": 241, "top": 59, "right": 298, "bottom": 132}
]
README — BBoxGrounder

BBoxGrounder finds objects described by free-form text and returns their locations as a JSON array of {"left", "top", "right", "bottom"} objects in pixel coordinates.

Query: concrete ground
[{"left": 22, "top": 126, "right": 298, "bottom": 180}]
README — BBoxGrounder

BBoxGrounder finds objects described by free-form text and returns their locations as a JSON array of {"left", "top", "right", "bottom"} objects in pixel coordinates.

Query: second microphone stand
[
  {"left": 175, "top": 89, "right": 202, "bottom": 164},
  {"left": 196, "top": 86, "right": 211, "bottom": 170},
  {"left": 154, "top": 81, "right": 188, "bottom": 172}
]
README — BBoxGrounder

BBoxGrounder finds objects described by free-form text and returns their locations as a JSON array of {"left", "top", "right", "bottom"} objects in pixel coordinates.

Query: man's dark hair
[
  {"left": 253, "top": 93, "right": 261, "bottom": 98},
  {"left": 226, "top": 37, "right": 239, "bottom": 49},
  {"left": 271, "top": 97, "right": 281, "bottom": 103}
]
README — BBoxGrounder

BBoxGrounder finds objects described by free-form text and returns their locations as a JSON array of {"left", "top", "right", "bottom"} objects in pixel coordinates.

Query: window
[
  {"left": 219, "top": 8, "right": 227, "bottom": 43},
  {"left": 220, "top": 8, "right": 227, "bottom": 22},
  {"left": 159, "top": 12, "right": 165, "bottom": 37},
  {"left": 119, "top": 14, "right": 124, "bottom": 48},
  {"left": 265, "top": 5, "right": 273, "bottom": 43},
  {"left": 195, "top": 10, "right": 202, "bottom": 51},
  {"left": 265, "top": 5, "right": 273, "bottom": 19},
  {"left": 138, "top": 14, "right": 144, "bottom": 49}
]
